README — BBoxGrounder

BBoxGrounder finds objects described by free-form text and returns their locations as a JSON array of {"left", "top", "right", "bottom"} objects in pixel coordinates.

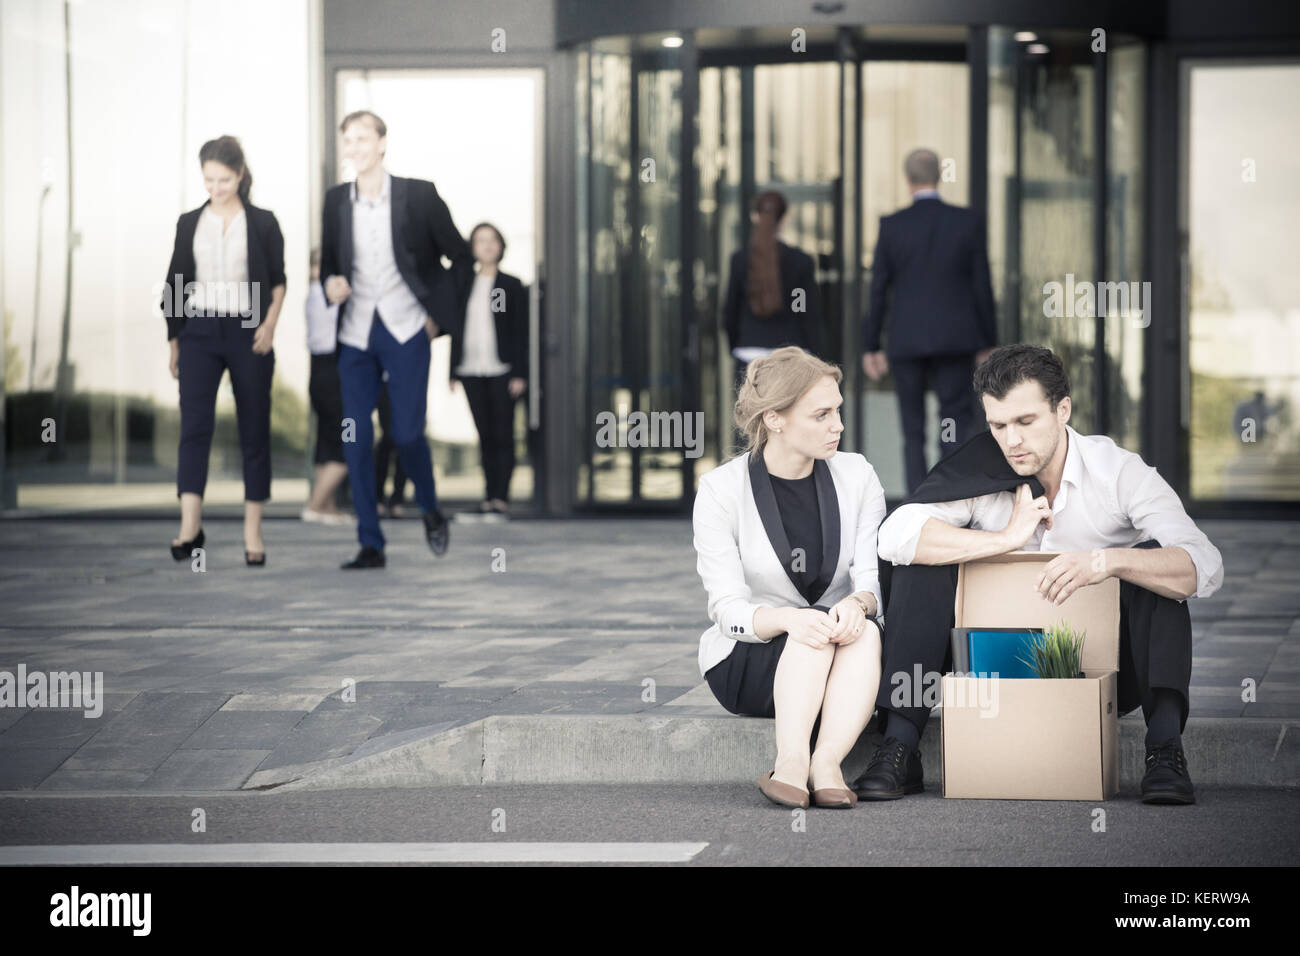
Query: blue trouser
[
  {"left": 176, "top": 316, "right": 274, "bottom": 501},
  {"left": 337, "top": 314, "right": 439, "bottom": 551}
]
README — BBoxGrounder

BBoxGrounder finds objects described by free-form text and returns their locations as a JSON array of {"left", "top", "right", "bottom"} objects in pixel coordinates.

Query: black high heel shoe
[
  {"left": 244, "top": 549, "right": 266, "bottom": 567},
  {"left": 170, "top": 528, "right": 205, "bottom": 561}
]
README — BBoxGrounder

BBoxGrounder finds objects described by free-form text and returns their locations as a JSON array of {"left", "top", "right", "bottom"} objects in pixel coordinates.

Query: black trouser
[
  {"left": 460, "top": 372, "right": 518, "bottom": 502},
  {"left": 176, "top": 316, "right": 274, "bottom": 501},
  {"left": 373, "top": 386, "right": 409, "bottom": 505},
  {"left": 875, "top": 540, "right": 1193, "bottom": 735},
  {"left": 308, "top": 352, "right": 345, "bottom": 465},
  {"left": 890, "top": 353, "right": 978, "bottom": 493}
]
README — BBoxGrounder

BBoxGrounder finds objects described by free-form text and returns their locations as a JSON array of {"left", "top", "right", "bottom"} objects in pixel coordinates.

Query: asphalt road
[{"left": 1, "top": 784, "right": 1295, "bottom": 866}]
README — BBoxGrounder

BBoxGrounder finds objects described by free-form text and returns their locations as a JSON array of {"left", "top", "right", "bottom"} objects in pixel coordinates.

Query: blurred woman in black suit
[
  {"left": 161, "top": 135, "right": 285, "bottom": 565},
  {"left": 722, "top": 190, "right": 825, "bottom": 391},
  {"left": 450, "top": 223, "right": 528, "bottom": 516}
]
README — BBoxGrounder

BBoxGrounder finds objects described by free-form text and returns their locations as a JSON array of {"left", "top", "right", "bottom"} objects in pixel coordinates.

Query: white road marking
[{"left": 0, "top": 842, "right": 709, "bottom": 864}]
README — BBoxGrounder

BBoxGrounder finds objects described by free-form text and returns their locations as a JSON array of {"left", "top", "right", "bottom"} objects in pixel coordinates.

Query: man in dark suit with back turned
[
  {"left": 321, "top": 109, "right": 473, "bottom": 569},
  {"left": 861, "top": 148, "right": 997, "bottom": 493}
]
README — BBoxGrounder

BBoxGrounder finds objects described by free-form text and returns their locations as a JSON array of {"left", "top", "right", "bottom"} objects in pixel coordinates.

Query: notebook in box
[
  {"left": 950, "top": 627, "right": 1044, "bottom": 676},
  {"left": 967, "top": 629, "right": 1043, "bottom": 679}
]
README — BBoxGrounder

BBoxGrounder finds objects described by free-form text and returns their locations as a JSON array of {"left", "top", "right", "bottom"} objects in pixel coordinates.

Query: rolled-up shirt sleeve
[
  {"left": 877, "top": 498, "right": 978, "bottom": 566},
  {"left": 692, "top": 475, "right": 767, "bottom": 643},
  {"left": 849, "top": 459, "right": 888, "bottom": 613},
  {"left": 1118, "top": 457, "right": 1224, "bottom": 598}
]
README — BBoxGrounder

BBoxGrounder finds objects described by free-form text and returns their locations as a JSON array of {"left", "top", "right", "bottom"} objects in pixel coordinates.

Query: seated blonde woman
[{"left": 693, "top": 346, "right": 887, "bottom": 809}]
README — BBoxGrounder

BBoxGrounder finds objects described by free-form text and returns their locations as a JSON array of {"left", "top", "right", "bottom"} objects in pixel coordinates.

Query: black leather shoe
[
  {"left": 1141, "top": 742, "right": 1195, "bottom": 804},
  {"left": 423, "top": 510, "right": 450, "bottom": 557},
  {"left": 341, "top": 546, "right": 386, "bottom": 569},
  {"left": 170, "top": 528, "right": 205, "bottom": 561},
  {"left": 851, "top": 737, "right": 924, "bottom": 800}
]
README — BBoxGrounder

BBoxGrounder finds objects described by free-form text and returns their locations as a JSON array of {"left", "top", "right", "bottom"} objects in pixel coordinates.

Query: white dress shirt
[
  {"left": 337, "top": 173, "right": 430, "bottom": 350},
  {"left": 189, "top": 205, "right": 250, "bottom": 314},
  {"left": 455, "top": 272, "right": 511, "bottom": 377},
  {"left": 305, "top": 282, "right": 339, "bottom": 355},
  {"left": 693, "top": 450, "right": 887, "bottom": 676},
  {"left": 877, "top": 424, "right": 1224, "bottom": 598}
]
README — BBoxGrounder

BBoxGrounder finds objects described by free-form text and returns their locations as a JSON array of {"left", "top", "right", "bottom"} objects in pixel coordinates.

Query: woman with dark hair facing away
[
  {"left": 693, "top": 346, "right": 887, "bottom": 809},
  {"left": 722, "top": 191, "right": 825, "bottom": 390},
  {"left": 160, "top": 135, "right": 285, "bottom": 565},
  {"left": 449, "top": 222, "right": 529, "bottom": 516}
]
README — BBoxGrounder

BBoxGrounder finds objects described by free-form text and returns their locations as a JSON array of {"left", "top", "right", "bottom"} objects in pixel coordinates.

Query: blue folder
[{"left": 967, "top": 630, "right": 1041, "bottom": 680}]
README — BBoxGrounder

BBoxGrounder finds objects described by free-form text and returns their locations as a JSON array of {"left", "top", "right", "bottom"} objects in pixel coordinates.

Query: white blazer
[{"left": 692, "top": 448, "right": 887, "bottom": 677}]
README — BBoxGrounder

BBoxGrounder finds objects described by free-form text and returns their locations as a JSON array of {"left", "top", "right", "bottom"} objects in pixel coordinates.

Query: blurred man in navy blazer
[
  {"left": 322, "top": 109, "right": 472, "bottom": 569},
  {"left": 861, "top": 148, "right": 997, "bottom": 493}
]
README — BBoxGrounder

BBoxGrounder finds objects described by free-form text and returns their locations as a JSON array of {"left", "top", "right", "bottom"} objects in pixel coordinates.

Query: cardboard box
[{"left": 941, "top": 552, "right": 1121, "bottom": 801}]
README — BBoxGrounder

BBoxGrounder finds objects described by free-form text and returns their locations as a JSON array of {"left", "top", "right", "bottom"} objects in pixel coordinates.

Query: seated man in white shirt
[{"left": 853, "top": 344, "right": 1223, "bottom": 805}]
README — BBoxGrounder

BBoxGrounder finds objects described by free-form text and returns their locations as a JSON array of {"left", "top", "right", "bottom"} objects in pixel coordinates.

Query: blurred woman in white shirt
[{"left": 449, "top": 223, "right": 529, "bottom": 516}]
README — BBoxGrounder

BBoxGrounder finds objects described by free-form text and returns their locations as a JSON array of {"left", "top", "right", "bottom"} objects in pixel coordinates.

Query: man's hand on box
[{"left": 1035, "top": 549, "right": 1109, "bottom": 605}]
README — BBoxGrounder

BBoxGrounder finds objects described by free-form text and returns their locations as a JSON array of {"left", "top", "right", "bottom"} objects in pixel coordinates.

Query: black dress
[{"left": 704, "top": 470, "right": 883, "bottom": 718}]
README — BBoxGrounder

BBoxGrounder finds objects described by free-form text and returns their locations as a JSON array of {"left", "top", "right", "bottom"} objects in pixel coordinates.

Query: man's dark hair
[{"left": 972, "top": 344, "right": 1071, "bottom": 409}]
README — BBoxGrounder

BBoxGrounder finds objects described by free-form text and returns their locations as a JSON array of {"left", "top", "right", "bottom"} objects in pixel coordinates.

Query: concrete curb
[{"left": 258, "top": 715, "right": 1298, "bottom": 793}]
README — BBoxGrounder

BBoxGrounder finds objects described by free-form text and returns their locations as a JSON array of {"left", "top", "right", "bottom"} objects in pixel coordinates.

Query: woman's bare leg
[
  {"left": 244, "top": 500, "right": 264, "bottom": 554},
  {"left": 809, "top": 621, "right": 882, "bottom": 791},
  {"left": 174, "top": 493, "right": 202, "bottom": 545},
  {"left": 770, "top": 640, "right": 835, "bottom": 790},
  {"left": 307, "top": 462, "right": 348, "bottom": 513}
]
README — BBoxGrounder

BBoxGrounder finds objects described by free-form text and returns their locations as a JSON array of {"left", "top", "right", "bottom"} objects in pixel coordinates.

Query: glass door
[
  {"left": 1182, "top": 59, "right": 1300, "bottom": 503},
  {"left": 697, "top": 60, "right": 843, "bottom": 464},
  {"left": 857, "top": 56, "right": 970, "bottom": 498},
  {"left": 580, "top": 47, "right": 691, "bottom": 507},
  {"left": 986, "top": 28, "right": 1149, "bottom": 472}
]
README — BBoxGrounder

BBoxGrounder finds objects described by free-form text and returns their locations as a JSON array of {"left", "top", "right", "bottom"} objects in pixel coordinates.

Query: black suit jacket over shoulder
[
  {"left": 319, "top": 175, "right": 473, "bottom": 344},
  {"left": 448, "top": 270, "right": 530, "bottom": 384},
  {"left": 877, "top": 429, "right": 1045, "bottom": 609},
  {"left": 861, "top": 197, "right": 996, "bottom": 359},
  {"left": 160, "top": 200, "right": 286, "bottom": 340}
]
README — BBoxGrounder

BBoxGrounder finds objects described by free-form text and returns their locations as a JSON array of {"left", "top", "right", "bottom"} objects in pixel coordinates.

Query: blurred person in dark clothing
[
  {"left": 861, "top": 148, "right": 997, "bottom": 493},
  {"left": 723, "top": 190, "right": 824, "bottom": 392},
  {"left": 450, "top": 222, "right": 529, "bottom": 517}
]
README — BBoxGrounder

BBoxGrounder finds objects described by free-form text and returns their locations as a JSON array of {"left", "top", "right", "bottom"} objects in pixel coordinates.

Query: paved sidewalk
[{"left": 0, "top": 516, "right": 1296, "bottom": 792}]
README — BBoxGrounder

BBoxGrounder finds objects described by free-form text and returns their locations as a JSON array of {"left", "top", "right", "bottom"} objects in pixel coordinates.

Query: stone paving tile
[
  {"left": 180, "top": 710, "right": 308, "bottom": 750},
  {"left": 139, "top": 749, "right": 273, "bottom": 791},
  {"left": 220, "top": 692, "right": 327, "bottom": 712},
  {"left": 36, "top": 769, "right": 154, "bottom": 792},
  {"left": 255, "top": 709, "right": 386, "bottom": 771},
  {"left": 56, "top": 692, "right": 230, "bottom": 772},
  {"left": 0, "top": 710, "right": 115, "bottom": 750},
  {"left": 0, "top": 748, "right": 76, "bottom": 789}
]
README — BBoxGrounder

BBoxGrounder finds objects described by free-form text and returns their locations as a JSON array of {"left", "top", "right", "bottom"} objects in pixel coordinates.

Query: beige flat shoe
[
  {"left": 757, "top": 771, "right": 810, "bottom": 809},
  {"left": 810, "top": 786, "right": 857, "bottom": 809}
]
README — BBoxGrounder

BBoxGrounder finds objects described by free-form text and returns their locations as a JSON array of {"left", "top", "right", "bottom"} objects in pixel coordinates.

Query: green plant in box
[{"left": 1018, "top": 620, "right": 1087, "bottom": 679}]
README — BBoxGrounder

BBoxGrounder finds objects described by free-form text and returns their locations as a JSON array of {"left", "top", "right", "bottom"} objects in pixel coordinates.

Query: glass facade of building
[{"left": 3, "top": 2, "right": 1297, "bottom": 516}]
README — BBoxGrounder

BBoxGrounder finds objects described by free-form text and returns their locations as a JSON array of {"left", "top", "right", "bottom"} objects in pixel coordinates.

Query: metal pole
[
  {"left": 30, "top": 184, "right": 51, "bottom": 392},
  {"left": 52, "top": 0, "right": 76, "bottom": 462}
]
